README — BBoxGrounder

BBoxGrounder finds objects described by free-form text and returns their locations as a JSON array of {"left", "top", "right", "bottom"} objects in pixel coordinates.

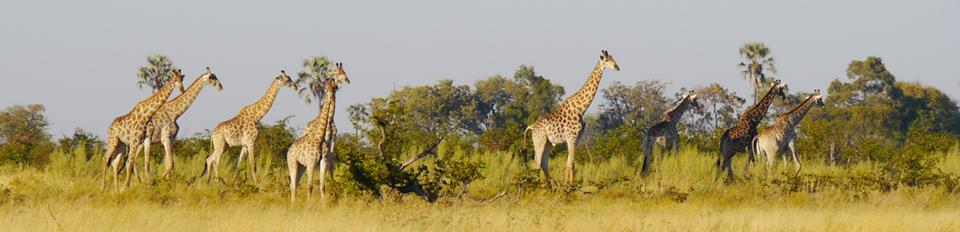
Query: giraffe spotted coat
[
  {"left": 527, "top": 50, "right": 619, "bottom": 184},
  {"left": 717, "top": 80, "right": 787, "bottom": 183}
]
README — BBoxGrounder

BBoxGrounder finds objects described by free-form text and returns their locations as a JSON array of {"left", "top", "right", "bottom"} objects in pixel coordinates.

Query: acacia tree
[
  {"left": 136, "top": 55, "right": 178, "bottom": 92},
  {"left": 738, "top": 42, "right": 777, "bottom": 103},
  {"left": 295, "top": 56, "right": 337, "bottom": 111}
]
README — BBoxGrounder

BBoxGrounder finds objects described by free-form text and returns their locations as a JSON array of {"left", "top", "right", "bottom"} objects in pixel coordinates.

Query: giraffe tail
[
  {"left": 523, "top": 126, "right": 533, "bottom": 143},
  {"left": 751, "top": 136, "right": 760, "bottom": 164},
  {"left": 640, "top": 133, "right": 653, "bottom": 177}
]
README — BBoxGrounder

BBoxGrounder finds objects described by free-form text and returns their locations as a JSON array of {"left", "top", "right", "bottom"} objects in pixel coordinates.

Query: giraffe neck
[
  {"left": 305, "top": 87, "right": 337, "bottom": 140},
  {"left": 129, "top": 80, "right": 179, "bottom": 120},
  {"left": 663, "top": 98, "right": 693, "bottom": 122},
  {"left": 777, "top": 96, "right": 816, "bottom": 130},
  {"left": 741, "top": 85, "right": 780, "bottom": 128},
  {"left": 165, "top": 75, "right": 210, "bottom": 118},
  {"left": 241, "top": 79, "right": 283, "bottom": 122},
  {"left": 561, "top": 60, "right": 605, "bottom": 116}
]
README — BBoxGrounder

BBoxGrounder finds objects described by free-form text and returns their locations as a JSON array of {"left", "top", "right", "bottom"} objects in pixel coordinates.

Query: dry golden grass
[
  {"left": 1, "top": 146, "right": 958, "bottom": 231},
  {"left": 3, "top": 198, "right": 959, "bottom": 231}
]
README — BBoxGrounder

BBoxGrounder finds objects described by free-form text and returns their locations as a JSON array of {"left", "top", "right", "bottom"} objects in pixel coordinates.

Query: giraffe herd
[{"left": 101, "top": 50, "right": 823, "bottom": 198}]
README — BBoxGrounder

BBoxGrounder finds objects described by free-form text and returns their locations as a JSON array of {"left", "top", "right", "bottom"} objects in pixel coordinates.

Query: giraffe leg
[
  {"left": 143, "top": 137, "right": 154, "bottom": 179},
  {"left": 318, "top": 156, "right": 328, "bottom": 199},
  {"left": 101, "top": 138, "right": 120, "bottom": 190},
  {"left": 532, "top": 132, "right": 552, "bottom": 183},
  {"left": 122, "top": 142, "right": 144, "bottom": 191},
  {"left": 640, "top": 135, "right": 654, "bottom": 177},
  {"left": 161, "top": 135, "right": 175, "bottom": 179},
  {"left": 743, "top": 144, "right": 755, "bottom": 178},
  {"left": 564, "top": 137, "right": 577, "bottom": 184},
  {"left": 789, "top": 141, "right": 801, "bottom": 175},
  {"left": 716, "top": 143, "right": 735, "bottom": 184},
  {"left": 246, "top": 143, "right": 258, "bottom": 184},
  {"left": 304, "top": 162, "right": 315, "bottom": 199},
  {"left": 672, "top": 136, "right": 681, "bottom": 155},
  {"left": 204, "top": 134, "right": 226, "bottom": 183},
  {"left": 288, "top": 155, "right": 302, "bottom": 203},
  {"left": 237, "top": 147, "right": 246, "bottom": 169},
  {"left": 236, "top": 147, "right": 248, "bottom": 177}
]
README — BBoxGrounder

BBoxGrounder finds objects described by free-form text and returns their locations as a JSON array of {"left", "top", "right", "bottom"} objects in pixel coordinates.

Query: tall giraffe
[
  {"left": 287, "top": 63, "right": 349, "bottom": 202},
  {"left": 640, "top": 90, "right": 702, "bottom": 176},
  {"left": 716, "top": 80, "right": 787, "bottom": 183},
  {"left": 101, "top": 69, "right": 186, "bottom": 190},
  {"left": 141, "top": 67, "right": 223, "bottom": 179},
  {"left": 753, "top": 89, "right": 823, "bottom": 175},
  {"left": 200, "top": 70, "right": 297, "bottom": 183},
  {"left": 526, "top": 50, "right": 620, "bottom": 184}
]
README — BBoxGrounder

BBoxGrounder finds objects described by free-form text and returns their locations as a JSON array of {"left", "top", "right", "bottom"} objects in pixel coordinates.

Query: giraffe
[
  {"left": 640, "top": 90, "right": 702, "bottom": 176},
  {"left": 101, "top": 69, "right": 186, "bottom": 190},
  {"left": 287, "top": 63, "right": 349, "bottom": 202},
  {"left": 141, "top": 67, "right": 223, "bottom": 179},
  {"left": 753, "top": 89, "right": 823, "bottom": 175},
  {"left": 716, "top": 80, "right": 787, "bottom": 183},
  {"left": 200, "top": 70, "right": 297, "bottom": 184},
  {"left": 526, "top": 50, "right": 620, "bottom": 184}
]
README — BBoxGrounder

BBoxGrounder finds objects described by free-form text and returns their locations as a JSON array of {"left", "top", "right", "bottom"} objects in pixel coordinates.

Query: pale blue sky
[{"left": 1, "top": 0, "right": 957, "bottom": 138}]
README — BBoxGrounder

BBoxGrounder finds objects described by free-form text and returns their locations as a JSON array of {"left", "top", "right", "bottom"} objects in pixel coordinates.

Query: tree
[
  {"left": 738, "top": 42, "right": 777, "bottom": 103},
  {"left": 136, "top": 55, "right": 178, "bottom": 92},
  {"left": 473, "top": 66, "right": 565, "bottom": 153},
  {"left": 295, "top": 56, "right": 336, "bottom": 111},
  {"left": 57, "top": 128, "right": 103, "bottom": 160},
  {"left": 596, "top": 80, "right": 671, "bottom": 131},
  {"left": 684, "top": 83, "right": 746, "bottom": 135},
  {"left": 0, "top": 104, "right": 55, "bottom": 166}
]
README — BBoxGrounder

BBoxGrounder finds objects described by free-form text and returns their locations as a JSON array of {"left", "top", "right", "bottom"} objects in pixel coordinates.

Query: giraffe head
[
  {"left": 811, "top": 89, "right": 824, "bottom": 107},
  {"left": 330, "top": 62, "right": 351, "bottom": 86},
  {"left": 277, "top": 70, "right": 299, "bottom": 90},
  {"left": 600, "top": 50, "right": 620, "bottom": 71},
  {"left": 769, "top": 80, "right": 788, "bottom": 100},
  {"left": 202, "top": 67, "right": 223, "bottom": 91},
  {"left": 683, "top": 90, "right": 703, "bottom": 111},
  {"left": 170, "top": 69, "right": 186, "bottom": 94}
]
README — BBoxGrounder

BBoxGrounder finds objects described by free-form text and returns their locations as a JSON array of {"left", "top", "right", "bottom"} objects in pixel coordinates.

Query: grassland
[{"left": 1, "top": 146, "right": 958, "bottom": 231}]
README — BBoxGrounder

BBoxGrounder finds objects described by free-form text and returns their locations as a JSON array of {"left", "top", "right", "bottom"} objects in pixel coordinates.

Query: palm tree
[
  {"left": 136, "top": 55, "right": 178, "bottom": 93},
  {"left": 295, "top": 56, "right": 336, "bottom": 111},
  {"left": 737, "top": 42, "right": 776, "bottom": 103}
]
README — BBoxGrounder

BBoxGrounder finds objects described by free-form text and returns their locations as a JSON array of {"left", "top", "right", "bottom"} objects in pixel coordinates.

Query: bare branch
[{"left": 400, "top": 137, "right": 444, "bottom": 170}]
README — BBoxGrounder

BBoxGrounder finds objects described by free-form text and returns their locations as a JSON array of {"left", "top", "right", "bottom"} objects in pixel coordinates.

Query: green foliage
[
  {"left": 798, "top": 56, "right": 960, "bottom": 164},
  {"left": 56, "top": 128, "right": 103, "bottom": 160},
  {"left": 136, "top": 55, "right": 178, "bottom": 92},
  {"left": 596, "top": 80, "right": 671, "bottom": 131},
  {"left": 882, "top": 126, "right": 957, "bottom": 188},
  {"left": 0, "top": 105, "right": 54, "bottom": 166},
  {"left": 256, "top": 117, "right": 297, "bottom": 166},
  {"left": 682, "top": 83, "right": 745, "bottom": 136}
]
